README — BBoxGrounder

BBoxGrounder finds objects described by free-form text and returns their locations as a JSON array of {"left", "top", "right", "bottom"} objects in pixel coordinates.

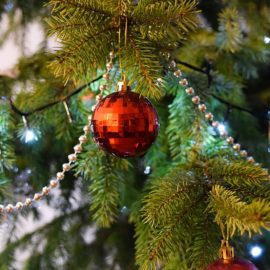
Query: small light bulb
[
  {"left": 264, "top": 36, "right": 270, "bottom": 44},
  {"left": 144, "top": 166, "right": 151, "bottom": 175},
  {"left": 121, "top": 206, "right": 129, "bottom": 214},
  {"left": 24, "top": 129, "right": 38, "bottom": 143},
  {"left": 250, "top": 245, "right": 263, "bottom": 258},
  {"left": 217, "top": 124, "right": 226, "bottom": 134}
]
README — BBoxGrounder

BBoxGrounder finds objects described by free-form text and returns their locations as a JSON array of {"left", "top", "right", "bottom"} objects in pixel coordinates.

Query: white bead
[
  {"left": 240, "top": 150, "right": 248, "bottom": 157},
  {"left": 68, "top": 154, "right": 77, "bottom": 162},
  {"left": 91, "top": 105, "right": 96, "bottom": 112},
  {"left": 103, "top": 73, "right": 110, "bottom": 80},
  {"left": 205, "top": 113, "right": 214, "bottom": 121},
  {"left": 174, "top": 70, "right": 182, "bottom": 78},
  {"left": 79, "top": 135, "right": 87, "bottom": 144},
  {"left": 57, "top": 172, "right": 65, "bottom": 180},
  {"left": 179, "top": 79, "right": 188, "bottom": 87},
  {"left": 169, "top": 60, "right": 176, "bottom": 68},
  {"left": 106, "top": 62, "right": 113, "bottom": 70},
  {"left": 233, "top": 143, "right": 241, "bottom": 151},
  {"left": 0, "top": 205, "right": 4, "bottom": 212},
  {"left": 16, "top": 202, "right": 23, "bottom": 210},
  {"left": 109, "top": 52, "right": 115, "bottom": 58},
  {"left": 247, "top": 156, "right": 255, "bottom": 164},
  {"left": 74, "top": 144, "right": 82, "bottom": 153},
  {"left": 6, "top": 204, "right": 14, "bottom": 212},
  {"left": 34, "top": 193, "right": 42, "bottom": 201},
  {"left": 25, "top": 198, "right": 32, "bottom": 206},
  {"left": 42, "top": 186, "right": 50, "bottom": 195},
  {"left": 227, "top": 137, "right": 234, "bottom": 144},
  {"left": 50, "top": 180, "right": 58, "bottom": 188},
  {"left": 88, "top": 115, "right": 92, "bottom": 122},
  {"left": 185, "top": 87, "right": 194, "bottom": 95},
  {"left": 219, "top": 130, "right": 227, "bottom": 137},
  {"left": 96, "top": 95, "right": 102, "bottom": 102},
  {"left": 63, "top": 163, "right": 71, "bottom": 172},
  {"left": 198, "top": 104, "right": 207, "bottom": 112},
  {"left": 99, "top": 85, "right": 106, "bottom": 91},
  {"left": 83, "top": 125, "right": 91, "bottom": 134},
  {"left": 192, "top": 96, "right": 200, "bottom": 104},
  {"left": 212, "top": 121, "right": 219, "bottom": 128}
]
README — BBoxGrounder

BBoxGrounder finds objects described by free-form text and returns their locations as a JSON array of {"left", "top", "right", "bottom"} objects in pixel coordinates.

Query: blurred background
[{"left": 0, "top": 0, "right": 269, "bottom": 269}]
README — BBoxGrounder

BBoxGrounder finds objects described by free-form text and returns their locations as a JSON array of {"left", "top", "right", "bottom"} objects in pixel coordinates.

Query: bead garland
[
  {"left": 0, "top": 52, "right": 115, "bottom": 214},
  {"left": 1, "top": 55, "right": 269, "bottom": 214},
  {"left": 174, "top": 68, "right": 269, "bottom": 176}
]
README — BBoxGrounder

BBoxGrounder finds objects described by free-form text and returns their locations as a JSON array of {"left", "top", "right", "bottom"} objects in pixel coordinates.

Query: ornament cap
[
  {"left": 118, "top": 76, "right": 130, "bottom": 92},
  {"left": 219, "top": 240, "right": 234, "bottom": 261}
]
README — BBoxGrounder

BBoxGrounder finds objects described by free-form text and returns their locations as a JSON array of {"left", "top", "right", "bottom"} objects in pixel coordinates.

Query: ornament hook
[
  {"left": 117, "top": 76, "right": 130, "bottom": 92},
  {"left": 219, "top": 240, "right": 234, "bottom": 261}
]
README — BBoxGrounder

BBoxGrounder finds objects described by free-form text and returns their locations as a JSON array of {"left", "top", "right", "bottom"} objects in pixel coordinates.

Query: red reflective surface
[
  {"left": 207, "top": 259, "right": 258, "bottom": 270},
  {"left": 91, "top": 91, "right": 159, "bottom": 158}
]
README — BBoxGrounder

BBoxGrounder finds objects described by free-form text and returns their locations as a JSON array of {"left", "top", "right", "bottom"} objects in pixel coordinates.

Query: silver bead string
[
  {"left": 93, "top": 51, "right": 115, "bottom": 110},
  {"left": 0, "top": 52, "right": 115, "bottom": 214},
  {"left": 174, "top": 68, "right": 269, "bottom": 176},
  {"left": 1, "top": 55, "right": 268, "bottom": 214}
]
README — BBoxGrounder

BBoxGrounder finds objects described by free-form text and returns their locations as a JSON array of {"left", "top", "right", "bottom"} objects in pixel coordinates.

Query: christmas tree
[{"left": 0, "top": 0, "right": 270, "bottom": 269}]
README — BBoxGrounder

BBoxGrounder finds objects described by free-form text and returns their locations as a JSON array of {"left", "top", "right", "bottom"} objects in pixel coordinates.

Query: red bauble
[
  {"left": 207, "top": 258, "right": 258, "bottom": 270},
  {"left": 91, "top": 89, "right": 159, "bottom": 158}
]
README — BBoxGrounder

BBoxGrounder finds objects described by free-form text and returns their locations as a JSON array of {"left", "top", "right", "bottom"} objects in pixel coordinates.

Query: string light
[
  {"left": 217, "top": 123, "right": 227, "bottom": 136},
  {"left": 250, "top": 245, "right": 263, "bottom": 258},
  {"left": 21, "top": 116, "right": 38, "bottom": 144},
  {"left": 144, "top": 166, "right": 151, "bottom": 175},
  {"left": 264, "top": 36, "right": 270, "bottom": 44},
  {"left": 24, "top": 129, "right": 38, "bottom": 143}
]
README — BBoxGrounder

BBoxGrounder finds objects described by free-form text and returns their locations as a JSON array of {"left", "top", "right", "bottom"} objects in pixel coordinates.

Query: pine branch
[
  {"left": 49, "top": 25, "right": 116, "bottom": 83},
  {"left": 188, "top": 211, "right": 220, "bottom": 269},
  {"left": 75, "top": 142, "right": 131, "bottom": 228},
  {"left": 206, "top": 158, "right": 269, "bottom": 187},
  {"left": 216, "top": 8, "right": 243, "bottom": 53},
  {"left": 139, "top": 194, "right": 205, "bottom": 270},
  {"left": 47, "top": 0, "right": 200, "bottom": 91},
  {"left": 0, "top": 103, "right": 15, "bottom": 173},
  {"left": 210, "top": 185, "right": 270, "bottom": 237},
  {"left": 48, "top": 0, "right": 116, "bottom": 17},
  {"left": 1, "top": 75, "right": 102, "bottom": 118},
  {"left": 124, "top": 36, "right": 163, "bottom": 99},
  {"left": 166, "top": 90, "right": 208, "bottom": 161},
  {"left": 133, "top": 0, "right": 198, "bottom": 27},
  {"left": 142, "top": 172, "right": 198, "bottom": 226}
]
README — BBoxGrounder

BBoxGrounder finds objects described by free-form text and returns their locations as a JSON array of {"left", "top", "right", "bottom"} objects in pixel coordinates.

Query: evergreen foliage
[
  {"left": 47, "top": 0, "right": 198, "bottom": 99},
  {"left": 0, "top": 0, "right": 269, "bottom": 269}
]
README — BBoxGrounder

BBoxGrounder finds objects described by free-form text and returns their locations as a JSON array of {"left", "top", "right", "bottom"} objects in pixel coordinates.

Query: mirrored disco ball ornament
[{"left": 91, "top": 81, "right": 159, "bottom": 158}]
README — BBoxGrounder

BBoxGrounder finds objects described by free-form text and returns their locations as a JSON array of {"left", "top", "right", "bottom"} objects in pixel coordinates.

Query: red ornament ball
[
  {"left": 91, "top": 90, "right": 159, "bottom": 158},
  {"left": 207, "top": 258, "right": 258, "bottom": 270}
]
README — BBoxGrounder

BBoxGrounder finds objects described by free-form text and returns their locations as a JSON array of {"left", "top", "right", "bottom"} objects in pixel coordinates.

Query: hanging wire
[
  {"left": 22, "top": 115, "right": 29, "bottom": 128},
  {"left": 63, "top": 100, "right": 73, "bottom": 123},
  {"left": 125, "top": 15, "right": 128, "bottom": 48},
  {"left": 118, "top": 15, "right": 123, "bottom": 79},
  {"left": 118, "top": 0, "right": 128, "bottom": 81}
]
